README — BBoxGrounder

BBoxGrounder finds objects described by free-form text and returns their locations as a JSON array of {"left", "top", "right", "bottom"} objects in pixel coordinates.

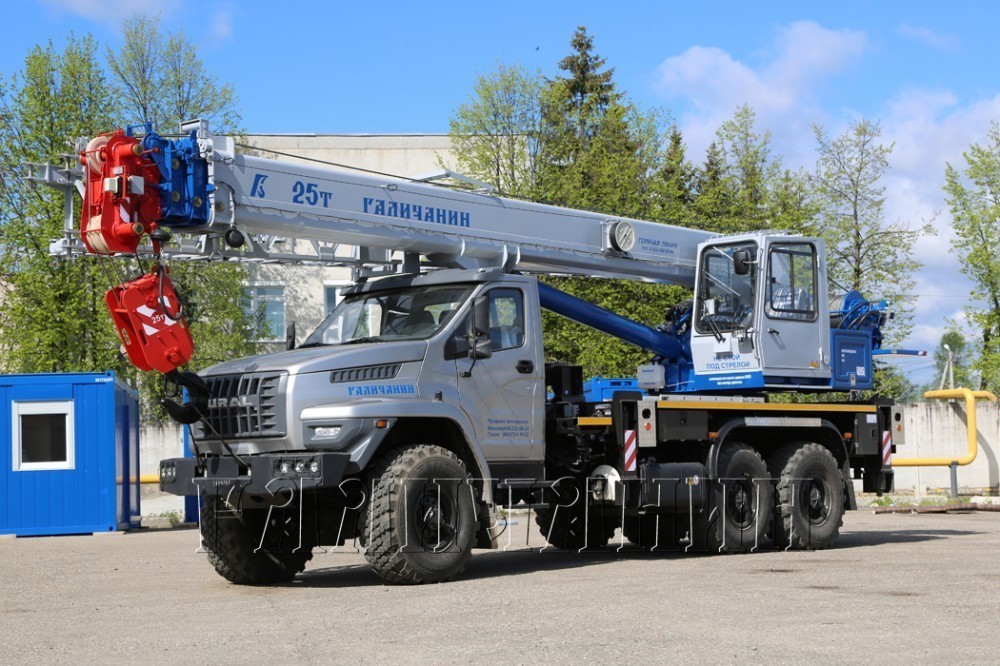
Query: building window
[
  {"left": 245, "top": 285, "right": 286, "bottom": 341},
  {"left": 12, "top": 400, "right": 75, "bottom": 471},
  {"left": 324, "top": 283, "right": 349, "bottom": 315}
]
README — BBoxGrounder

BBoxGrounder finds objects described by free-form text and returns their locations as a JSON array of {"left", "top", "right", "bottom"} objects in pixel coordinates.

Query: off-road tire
[
  {"left": 534, "top": 478, "right": 618, "bottom": 550},
  {"left": 200, "top": 496, "right": 313, "bottom": 585},
  {"left": 769, "top": 442, "right": 845, "bottom": 550},
  {"left": 695, "top": 442, "right": 773, "bottom": 553},
  {"left": 360, "top": 445, "right": 477, "bottom": 584}
]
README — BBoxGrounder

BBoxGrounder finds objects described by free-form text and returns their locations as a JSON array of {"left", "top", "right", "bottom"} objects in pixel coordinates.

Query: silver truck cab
[{"left": 174, "top": 269, "right": 545, "bottom": 496}]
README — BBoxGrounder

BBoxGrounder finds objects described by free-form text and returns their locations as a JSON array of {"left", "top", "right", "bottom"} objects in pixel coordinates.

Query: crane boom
[
  {"left": 64, "top": 120, "right": 713, "bottom": 285},
  {"left": 34, "top": 120, "right": 888, "bottom": 395}
]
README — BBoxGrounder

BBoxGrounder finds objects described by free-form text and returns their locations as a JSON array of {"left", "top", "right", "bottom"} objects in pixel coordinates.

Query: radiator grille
[{"left": 193, "top": 372, "right": 286, "bottom": 440}]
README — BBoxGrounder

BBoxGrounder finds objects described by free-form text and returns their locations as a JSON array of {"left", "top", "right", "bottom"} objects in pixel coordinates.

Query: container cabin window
[
  {"left": 767, "top": 243, "right": 817, "bottom": 321},
  {"left": 12, "top": 401, "right": 75, "bottom": 471}
]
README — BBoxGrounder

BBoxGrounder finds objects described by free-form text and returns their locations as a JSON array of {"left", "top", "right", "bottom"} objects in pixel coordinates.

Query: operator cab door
[
  {"left": 453, "top": 286, "right": 544, "bottom": 463},
  {"left": 759, "top": 241, "right": 828, "bottom": 379},
  {"left": 690, "top": 240, "right": 764, "bottom": 391}
]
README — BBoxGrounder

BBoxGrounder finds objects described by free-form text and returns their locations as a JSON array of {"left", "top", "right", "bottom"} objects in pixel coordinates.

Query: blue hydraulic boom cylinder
[{"left": 537, "top": 282, "right": 684, "bottom": 360}]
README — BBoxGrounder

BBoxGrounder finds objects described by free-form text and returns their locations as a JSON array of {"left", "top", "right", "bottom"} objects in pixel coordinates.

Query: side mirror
[
  {"left": 470, "top": 337, "right": 493, "bottom": 360},
  {"left": 472, "top": 295, "right": 490, "bottom": 337},
  {"left": 285, "top": 322, "right": 296, "bottom": 350},
  {"left": 733, "top": 250, "right": 751, "bottom": 275}
]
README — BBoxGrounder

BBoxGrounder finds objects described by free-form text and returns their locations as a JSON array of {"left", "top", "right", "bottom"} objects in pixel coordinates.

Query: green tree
[
  {"left": 0, "top": 36, "right": 124, "bottom": 378},
  {"left": 107, "top": 14, "right": 240, "bottom": 133},
  {"left": 693, "top": 106, "right": 814, "bottom": 234},
  {"left": 448, "top": 64, "right": 541, "bottom": 198},
  {"left": 944, "top": 122, "right": 1000, "bottom": 390},
  {"left": 660, "top": 125, "right": 697, "bottom": 222},
  {"left": 107, "top": 16, "right": 260, "bottom": 416},
  {"left": 447, "top": 63, "right": 542, "bottom": 198},
  {"left": 554, "top": 26, "right": 618, "bottom": 143},
  {"left": 813, "top": 119, "right": 932, "bottom": 344},
  {"left": 534, "top": 27, "right": 690, "bottom": 377}
]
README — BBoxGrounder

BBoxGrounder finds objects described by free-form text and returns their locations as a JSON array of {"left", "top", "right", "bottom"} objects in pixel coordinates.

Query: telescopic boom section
[{"left": 79, "top": 123, "right": 715, "bottom": 374}]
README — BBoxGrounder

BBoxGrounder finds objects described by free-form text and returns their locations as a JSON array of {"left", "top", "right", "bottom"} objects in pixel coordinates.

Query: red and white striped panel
[
  {"left": 882, "top": 430, "right": 892, "bottom": 466},
  {"left": 624, "top": 429, "right": 637, "bottom": 472}
]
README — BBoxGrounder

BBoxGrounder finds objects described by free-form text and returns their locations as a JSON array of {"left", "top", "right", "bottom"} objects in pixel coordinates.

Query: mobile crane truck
[{"left": 38, "top": 120, "right": 902, "bottom": 585}]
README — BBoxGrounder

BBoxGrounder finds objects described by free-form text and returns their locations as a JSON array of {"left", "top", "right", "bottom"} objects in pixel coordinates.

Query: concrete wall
[
  {"left": 245, "top": 133, "right": 457, "bottom": 177},
  {"left": 893, "top": 401, "right": 1000, "bottom": 495},
  {"left": 139, "top": 424, "right": 186, "bottom": 517}
]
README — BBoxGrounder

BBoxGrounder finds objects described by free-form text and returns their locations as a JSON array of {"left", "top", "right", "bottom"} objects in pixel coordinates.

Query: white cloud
[
  {"left": 879, "top": 88, "right": 1000, "bottom": 335},
  {"left": 210, "top": 7, "right": 235, "bottom": 42},
  {"left": 40, "top": 0, "right": 175, "bottom": 25},
  {"left": 899, "top": 23, "right": 959, "bottom": 53},
  {"left": 653, "top": 21, "right": 866, "bottom": 164}
]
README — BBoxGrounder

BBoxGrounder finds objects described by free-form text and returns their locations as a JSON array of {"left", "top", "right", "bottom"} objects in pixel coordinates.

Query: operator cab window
[
  {"left": 696, "top": 242, "right": 757, "bottom": 334},
  {"left": 767, "top": 243, "right": 817, "bottom": 321}
]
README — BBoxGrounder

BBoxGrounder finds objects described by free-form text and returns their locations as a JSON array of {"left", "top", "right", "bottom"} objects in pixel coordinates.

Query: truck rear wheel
[
  {"left": 697, "top": 442, "right": 772, "bottom": 552},
  {"left": 360, "top": 445, "right": 477, "bottom": 584},
  {"left": 770, "top": 442, "right": 844, "bottom": 550},
  {"left": 200, "top": 496, "right": 313, "bottom": 585},
  {"left": 534, "top": 478, "right": 617, "bottom": 550}
]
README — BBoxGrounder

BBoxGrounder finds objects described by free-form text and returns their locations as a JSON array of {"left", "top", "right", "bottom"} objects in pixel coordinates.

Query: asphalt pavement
[{"left": 1, "top": 510, "right": 999, "bottom": 664}]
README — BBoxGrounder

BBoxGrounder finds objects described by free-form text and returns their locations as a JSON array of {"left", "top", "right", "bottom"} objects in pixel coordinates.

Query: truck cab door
[{"left": 453, "top": 283, "right": 544, "bottom": 463}]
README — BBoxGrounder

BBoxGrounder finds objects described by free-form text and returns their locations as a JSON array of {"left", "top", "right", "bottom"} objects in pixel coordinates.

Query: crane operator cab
[{"left": 686, "top": 233, "right": 833, "bottom": 392}]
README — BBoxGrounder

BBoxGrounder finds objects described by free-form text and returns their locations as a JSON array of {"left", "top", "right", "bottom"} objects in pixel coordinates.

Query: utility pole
[{"left": 939, "top": 343, "right": 955, "bottom": 390}]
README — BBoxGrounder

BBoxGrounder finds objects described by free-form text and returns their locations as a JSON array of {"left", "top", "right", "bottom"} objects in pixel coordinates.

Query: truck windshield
[
  {"left": 696, "top": 242, "right": 757, "bottom": 334},
  {"left": 302, "top": 284, "right": 473, "bottom": 346}
]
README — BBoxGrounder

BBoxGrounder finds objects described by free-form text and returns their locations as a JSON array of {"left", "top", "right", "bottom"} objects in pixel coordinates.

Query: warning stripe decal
[
  {"left": 624, "top": 429, "right": 637, "bottom": 472},
  {"left": 882, "top": 431, "right": 892, "bottom": 466}
]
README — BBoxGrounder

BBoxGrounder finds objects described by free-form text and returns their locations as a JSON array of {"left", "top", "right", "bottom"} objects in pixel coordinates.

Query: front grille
[
  {"left": 330, "top": 363, "right": 401, "bottom": 384},
  {"left": 193, "top": 372, "right": 286, "bottom": 440}
]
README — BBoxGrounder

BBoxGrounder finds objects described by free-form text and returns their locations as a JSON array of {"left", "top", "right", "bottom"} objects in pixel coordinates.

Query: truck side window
[
  {"left": 487, "top": 288, "right": 524, "bottom": 351},
  {"left": 767, "top": 243, "right": 817, "bottom": 321}
]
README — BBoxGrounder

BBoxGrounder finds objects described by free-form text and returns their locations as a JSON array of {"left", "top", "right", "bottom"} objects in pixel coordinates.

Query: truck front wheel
[
  {"left": 770, "top": 442, "right": 844, "bottom": 550},
  {"left": 360, "top": 445, "right": 477, "bottom": 584},
  {"left": 200, "top": 496, "right": 313, "bottom": 585}
]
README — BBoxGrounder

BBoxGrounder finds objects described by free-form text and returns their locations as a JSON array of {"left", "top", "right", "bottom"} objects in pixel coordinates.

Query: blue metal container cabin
[{"left": 0, "top": 372, "right": 140, "bottom": 536}]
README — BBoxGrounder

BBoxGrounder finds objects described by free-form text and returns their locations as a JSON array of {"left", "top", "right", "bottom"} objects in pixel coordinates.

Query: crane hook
[{"left": 161, "top": 370, "right": 209, "bottom": 424}]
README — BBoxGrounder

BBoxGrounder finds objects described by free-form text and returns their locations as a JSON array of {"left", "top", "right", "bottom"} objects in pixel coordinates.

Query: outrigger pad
[{"left": 106, "top": 270, "right": 193, "bottom": 373}]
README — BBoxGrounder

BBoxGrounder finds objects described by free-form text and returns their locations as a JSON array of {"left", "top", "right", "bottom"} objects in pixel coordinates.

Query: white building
[{"left": 242, "top": 134, "right": 457, "bottom": 347}]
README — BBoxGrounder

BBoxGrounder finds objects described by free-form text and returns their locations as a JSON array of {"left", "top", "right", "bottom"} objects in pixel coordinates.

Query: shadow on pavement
[{"left": 834, "top": 528, "right": 983, "bottom": 548}]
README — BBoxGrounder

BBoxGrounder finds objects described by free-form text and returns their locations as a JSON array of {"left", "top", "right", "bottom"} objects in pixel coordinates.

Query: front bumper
[{"left": 159, "top": 452, "right": 351, "bottom": 497}]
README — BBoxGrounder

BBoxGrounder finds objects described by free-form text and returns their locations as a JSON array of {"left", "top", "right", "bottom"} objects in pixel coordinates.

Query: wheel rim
[
  {"left": 802, "top": 477, "right": 831, "bottom": 526},
  {"left": 414, "top": 484, "right": 459, "bottom": 551},
  {"left": 726, "top": 479, "right": 757, "bottom": 530}
]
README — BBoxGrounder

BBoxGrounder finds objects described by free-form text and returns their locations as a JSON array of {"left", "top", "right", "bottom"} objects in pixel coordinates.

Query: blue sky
[{"left": 7, "top": 0, "right": 1000, "bottom": 386}]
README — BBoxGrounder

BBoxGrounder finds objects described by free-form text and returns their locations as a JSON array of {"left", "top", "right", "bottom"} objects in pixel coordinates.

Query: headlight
[{"left": 313, "top": 426, "right": 342, "bottom": 440}]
